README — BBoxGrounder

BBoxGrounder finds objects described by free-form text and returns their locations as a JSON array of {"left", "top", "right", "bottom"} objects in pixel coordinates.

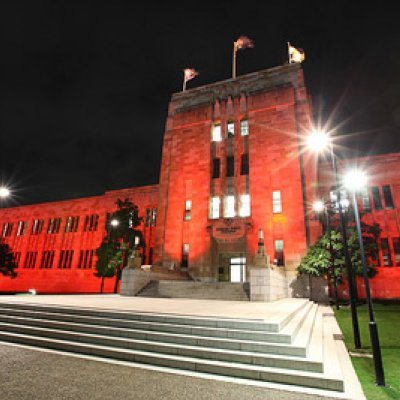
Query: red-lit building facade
[{"left": 1, "top": 63, "right": 400, "bottom": 298}]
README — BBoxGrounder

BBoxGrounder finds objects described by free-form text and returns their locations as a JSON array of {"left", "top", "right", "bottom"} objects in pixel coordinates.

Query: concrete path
[{"left": 0, "top": 342, "right": 341, "bottom": 400}]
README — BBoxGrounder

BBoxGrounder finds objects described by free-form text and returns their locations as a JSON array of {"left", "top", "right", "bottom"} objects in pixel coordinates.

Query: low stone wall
[
  {"left": 250, "top": 267, "right": 288, "bottom": 301},
  {"left": 120, "top": 268, "right": 188, "bottom": 296}
]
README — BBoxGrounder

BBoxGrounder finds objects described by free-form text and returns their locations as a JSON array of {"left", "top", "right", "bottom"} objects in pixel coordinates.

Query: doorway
[{"left": 218, "top": 254, "right": 246, "bottom": 282}]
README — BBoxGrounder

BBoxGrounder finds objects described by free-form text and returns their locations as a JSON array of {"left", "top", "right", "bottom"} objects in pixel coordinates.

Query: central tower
[{"left": 155, "top": 63, "right": 317, "bottom": 281}]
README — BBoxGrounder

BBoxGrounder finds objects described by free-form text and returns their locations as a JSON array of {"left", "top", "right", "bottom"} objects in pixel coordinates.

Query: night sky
[{"left": 1, "top": 2, "right": 399, "bottom": 206}]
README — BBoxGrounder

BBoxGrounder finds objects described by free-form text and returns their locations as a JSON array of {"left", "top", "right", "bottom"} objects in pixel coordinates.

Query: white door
[{"left": 230, "top": 257, "right": 246, "bottom": 282}]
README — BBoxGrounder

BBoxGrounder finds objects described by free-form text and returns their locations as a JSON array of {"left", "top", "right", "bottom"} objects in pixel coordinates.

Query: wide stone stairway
[{"left": 0, "top": 298, "right": 364, "bottom": 399}]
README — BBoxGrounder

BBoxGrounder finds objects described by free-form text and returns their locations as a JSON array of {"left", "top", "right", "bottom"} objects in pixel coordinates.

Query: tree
[
  {"left": 298, "top": 216, "right": 380, "bottom": 306},
  {"left": 94, "top": 198, "right": 143, "bottom": 293},
  {"left": 0, "top": 239, "right": 17, "bottom": 278}
]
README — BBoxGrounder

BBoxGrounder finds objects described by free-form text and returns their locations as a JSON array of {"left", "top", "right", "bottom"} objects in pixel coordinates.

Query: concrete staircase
[
  {"left": 137, "top": 281, "right": 250, "bottom": 301},
  {"left": 0, "top": 300, "right": 364, "bottom": 399}
]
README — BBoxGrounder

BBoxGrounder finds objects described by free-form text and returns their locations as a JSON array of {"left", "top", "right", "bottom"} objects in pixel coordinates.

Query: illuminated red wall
[
  {"left": 322, "top": 154, "right": 400, "bottom": 299},
  {"left": 0, "top": 185, "right": 158, "bottom": 293}
]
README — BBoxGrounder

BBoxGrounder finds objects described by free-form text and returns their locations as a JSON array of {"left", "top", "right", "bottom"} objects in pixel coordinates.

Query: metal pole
[
  {"left": 331, "top": 145, "right": 362, "bottom": 349},
  {"left": 351, "top": 191, "right": 385, "bottom": 386},
  {"left": 232, "top": 43, "right": 237, "bottom": 79},
  {"left": 101, "top": 224, "right": 112, "bottom": 294}
]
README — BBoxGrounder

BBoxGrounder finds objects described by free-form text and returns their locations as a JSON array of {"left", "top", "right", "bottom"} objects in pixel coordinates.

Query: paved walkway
[
  {"left": 0, "top": 343, "right": 340, "bottom": 400},
  {"left": 0, "top": 295, "right": 307, "bottom": 321}
]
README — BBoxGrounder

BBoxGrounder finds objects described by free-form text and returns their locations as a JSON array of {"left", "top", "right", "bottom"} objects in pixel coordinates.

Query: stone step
[
  {"left": 0, "top": 321, "right": 323, "bottom": 372},
  {"left": 0, "top": 330, "right": 344, "bottom": 392},
  {"left": 0, "top": 303, "right": 308, "bottom": 345},
  {"left": 0, "top": 301, "right": 308, "bottom": 332}
]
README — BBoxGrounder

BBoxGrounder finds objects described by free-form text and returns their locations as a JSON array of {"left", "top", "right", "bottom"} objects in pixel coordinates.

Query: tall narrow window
[
  {"left": 272, "top": 191, "right": 282, "bottom": 213},
  {"left": 209, "top": 197, "right": 220, "bottom": 219},
  {"left": 151, "top": 208, "right": 157, "bottom": 226},
  {"left": 361, "top": 188, "right": 371, "bottom": 211},
  {"left": 181, "top": 243, "right": 189, "bottom": 268},
  {"left": 2, "top": 223, "right": 13, "bottom": 237},
  {"left": 371, "top": 187, "right": 382, "bottom": 210},
  {"left": 382, "top": 185, "right": 394, "bottom": 209},
  {"left": 17, "top": 221, "right": 27, "bottom": 236},
  {"left": 239, "top": 194, "right": 250, "bottom": 217},
  {"left": 240, "top": 119, "right": 249, "bottom": 136},
  {"left": 224, "top": 195, "right": 235, "bottom": 218},
  {"left": 392, "top": 238, "right": 400, "bottom": 266},
  {"left": 145, "top": 208, "right": 151, "bottom": 227},
  {"left": 184, "top": 200, "right": 192, "bottom": 221},
  {"left": 240, "top": 153, "right": 249, "bottom": 175},
  {"left": 226, "top": 122, "right": 234, "bottom": 138},
  {"left": 274, "top": 240, "right": 284, "bottom": 266},
  {"left": 381, "top": 238, "right": 392, "bottom": 266},
  {"left": 226, "top": 156, "right": 234, "bottom": 177},
  {"left": 211, "top": 124, "right": 222, "bottom": 142},
  {"left": 212, "top": 158, "right": 220, "bottom": 179}
]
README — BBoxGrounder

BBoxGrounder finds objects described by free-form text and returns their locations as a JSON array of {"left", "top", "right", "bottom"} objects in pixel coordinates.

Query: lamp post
[
  {"left": 307, "top": 130, "right": 361, "bottom": 349},
  {"left": 0, "top": 186, "right": 10, "bottom": 208},
  {"left": 344, "top": 170, "right": 385, "bottom": 386},
  {"left": 100, "top": 218, "right": 119, "bottom": 293}
]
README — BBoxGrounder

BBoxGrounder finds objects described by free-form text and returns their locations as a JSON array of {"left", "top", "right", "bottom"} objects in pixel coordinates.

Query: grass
[{"left": 334, "top": 303, "right": 400, "bottom": 400}]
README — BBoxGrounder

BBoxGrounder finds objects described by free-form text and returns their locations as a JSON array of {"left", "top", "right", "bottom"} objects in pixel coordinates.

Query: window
[
  {"left": 145, "top": 208, "right": 151, "bottom": 227},
  {"left": 212, "top": 158, "right": 220, "bottom": 179},
  {"left": 381, "top": 238, "right": 392, "bottom": 266},
  {"left": 371, "top": 187, "right": 382, "bottom": 210},
  {"left": 239, "top": 194, "right": 250, "bottom": 217},
  {"left": 17, "top": 221, "right": 27, "bottom": 236},
  {"left": 392, "top": 238, "right": 400, "bottom": 266},
  {"left": 84, "top": 214, "right": 99, "bottom": 232},
  {"left": 13, "top": 252, "right": 21, "bottom": 268},
  {"left": 78, "top": 250, "right": 95, "bottom": 269},
  {"left": 184, "top": 200, "right": 192, "bottom": 221},
  {"left": 240, "top": 153, "right": 249, "bottom": 175},
  {"left": 58, "top": 250, "right": 74, "bottom": 269},
  {"left": 209, "top": 197, "right": 220, "bottom": 219},
  {"left": 224, "top": 196, "right": 235, "bottom": 218},
  {"left": 24, "top": 251, "right": 37, "bottom": 268},
  {"left": 274, "top": 240, "right": 284, "bottom": 266},
  {"left": 47, "top": 218, "right": 61, "bottom": 234},
  {"left": 240, "top": 119, "right": 249, "bottom": 136},
  {"left": 226, "top": 156, "right": 234, "bottom": 177},
  {"left": 382, "top": 185, "right": 394, "bottom": 209},
  {"left": 272, "top": 191, "right": 282, "bottom": 213},
  {"left": 330, "top": 190, "right": 349, "bottom": 212},
  {"left": 65, "top": 216, "right": 79, "bottom": 232},
  {"left": 361, "top": 188, "right": 371, "bottom": 212},
  {"left": 181, "top": 243, "right": 189, "bottom": 268},
  {"left": 226, "top": 122, "right": 234, "bottom": 138},
  {"left": 151, "top": 208, "right": 157, "bottom": 226},
  {"left": 211, "top": 124, "right": 222, "bottom": 142},
  {"left": 31, "top": 219, "right": 44, "bottom": 235},
  {"left": 2, "top": 222, "right": 13, "bottom": 237},
  {"left": 40, "top": 251, "right": 55, "bottom": 269}
]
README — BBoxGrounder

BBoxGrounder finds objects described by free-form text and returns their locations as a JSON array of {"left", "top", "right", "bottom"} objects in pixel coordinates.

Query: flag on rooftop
[
  {"left": 234, "top": 35, "right": 254, "bottom": 50},
  {"left": 182, "top": 68, "right": 199, "bottom": 91},
  {"left": 288, "top": 42, "right": 305, "bottom": 63}
]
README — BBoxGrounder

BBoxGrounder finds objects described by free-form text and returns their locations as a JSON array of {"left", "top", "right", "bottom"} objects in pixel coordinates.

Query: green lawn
[{"left": 334, "top": 304, "right": 400, "bottom": 400}]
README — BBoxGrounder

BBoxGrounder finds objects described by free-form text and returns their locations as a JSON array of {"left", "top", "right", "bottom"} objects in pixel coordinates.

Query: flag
[
  {"left": 288, "top": 43, "right": 305, "bottom": 63},
  {"left": 184, "top": 68, "right": 199, "bottom": 83},
  {"left": 234, "top": 35, "right": 254, "bottom": 50}
]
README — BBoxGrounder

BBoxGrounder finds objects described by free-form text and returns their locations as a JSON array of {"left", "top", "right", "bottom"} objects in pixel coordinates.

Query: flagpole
[
  {"left": 232, "top": 42, "right": 237, "bottom": 79},
  {"left": 287, "top": 42, "right": 291, "bottom": 64},
  {"left": 183, "top": 73, "right": 186, "bottom": 91}
]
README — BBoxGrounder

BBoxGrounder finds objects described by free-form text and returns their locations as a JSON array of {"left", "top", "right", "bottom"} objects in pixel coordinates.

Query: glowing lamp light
[
  {"left": 343, "top": 169, "right": 368, "bottom": 192},
  {"left": 306, "top": 130, "right": 331, "bottom": 153},
  {"left": 110, "top": 219, "right": 119, "bottom": 227},
  {"left": 0, "top": 187, "right": 10, "bottom": 198},
  {"left": 312, "top": 200, "right": 325, "bottom": 213}
]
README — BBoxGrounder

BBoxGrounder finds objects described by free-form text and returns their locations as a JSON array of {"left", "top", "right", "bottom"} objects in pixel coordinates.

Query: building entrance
[{"left": 218, "top": 254, "right": 246, "bottom": 282}]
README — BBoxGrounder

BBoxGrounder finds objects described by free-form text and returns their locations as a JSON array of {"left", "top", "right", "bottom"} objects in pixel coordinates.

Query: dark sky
[{"left": 1, "top": 1, "right": 399, "bottom": 206}]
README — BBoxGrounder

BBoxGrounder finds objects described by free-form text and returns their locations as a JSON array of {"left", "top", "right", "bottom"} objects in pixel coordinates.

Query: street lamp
[
  {"left": 344, "top": 169, "right": 385, "bottom": 386},
  {"left": 100, "top": 218, "right": 119, "bottom": 294},
  {"left": 0, "top": 187, "right": 10, "bottom": 198},
  {"left": 307, "top": 129, "right": 361, "bottom": 349}
]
